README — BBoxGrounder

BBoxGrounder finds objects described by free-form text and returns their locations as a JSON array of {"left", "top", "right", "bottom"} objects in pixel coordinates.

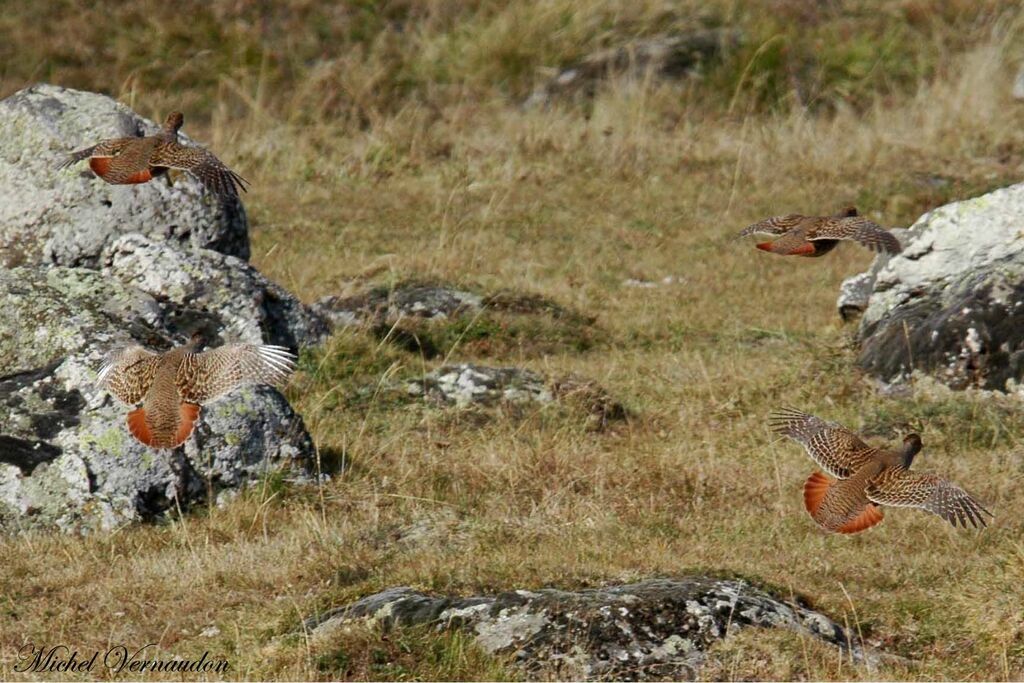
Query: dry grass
[{"left": 3, "top": 1, "right": 1024, "bottom": 680}]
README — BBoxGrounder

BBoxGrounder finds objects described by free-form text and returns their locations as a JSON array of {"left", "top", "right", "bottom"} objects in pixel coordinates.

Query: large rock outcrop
[
  {"left": 839, "top": 184, "right": 1024, "bottom": 391},
  {"left": 0, "top": 84, "right": 249, "bottom": 268},
  {"left": 104, "top": 234, "right": 329, "bottom": 348},
  {"left": 0, "top": 85, "right": 324, "bottom": 533},
  {"left": 304, "top": 578, "right": 879, "bottom": 680},
  {"left": 0, "top": 265, "right": 313, "bottom": 533}
]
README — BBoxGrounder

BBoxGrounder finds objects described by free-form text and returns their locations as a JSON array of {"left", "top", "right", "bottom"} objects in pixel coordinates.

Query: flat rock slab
[
  {"left": 0, "top": 265, "right": 313, "bottom": 533},
  {"left": 305, "top": 577, "right": 875, "bottom": 680},
  {"left": 839, "top": 183, "right": 1024, "bottom": 391},
  {"left": 401, "top": 363, "right": 626, "bottom": 426},
  {"left": 0, "top": 84, "right": 248, "bottom": 268},
  {"left": 314, "top": 282, "right": 588, "bottom": 328},
  {"left": 315, "top": 283, "right": 483, "bottom": 327},
  {"left": 315, "top": 281, "right": 599, "bottom": 358},
  {"left": 403, "top": 364, "right": 552, "bottom": 407}
]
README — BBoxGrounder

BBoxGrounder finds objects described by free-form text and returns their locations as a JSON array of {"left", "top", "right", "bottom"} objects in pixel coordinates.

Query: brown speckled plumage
[
  {"left": 770, "top": 408, "right": 991, "bottom": 533},
  {"left": 58, "top": 111, "right": 248, "bottom": 199},
  {"left": 97, "top": 340, "right": 295, "bottom": 449},
  {"left": 739, "top": 207, "right": 901, "bottom": 257}
]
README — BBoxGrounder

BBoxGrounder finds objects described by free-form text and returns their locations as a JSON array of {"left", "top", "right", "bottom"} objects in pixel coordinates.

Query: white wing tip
[{"left": 257, "top": 344, "right": 297, "bottom": 380}]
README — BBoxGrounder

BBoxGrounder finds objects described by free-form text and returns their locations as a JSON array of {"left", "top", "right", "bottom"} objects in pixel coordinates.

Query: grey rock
[
  {"left": 103, "top": 234, "right": 329, "bottom": 348},
  {"left": 0, "top": 265, "right": 313, "bottom": 534},
  {"left": 313, "top": 281, "right": 598, "bottom": 359},
  {"left": 843, "top": 184, "right": 1024, "bottom": 391},
  {"left": 0, "top": 83, "right": 248, "bottom": 268},
  {"left": 305, "top": 577, "right": 879, "bottom": 680},
  {"left": 525, "top": 29, "right": 742, "bottom": 108},
  {"left": 403, "top": 364, "right": 552, "bottom": 407},
  {"left": 836, "top": 228, "right": 907, "bottom": 321},
  {"left": 313, "top": 283, "right": 483, "bottom": 328},
  {"left": 402, "top": 364, "right": 628, "bottom": 427},
  {"left": 837, "top": 271, "right": 876, "bottom": 322}
]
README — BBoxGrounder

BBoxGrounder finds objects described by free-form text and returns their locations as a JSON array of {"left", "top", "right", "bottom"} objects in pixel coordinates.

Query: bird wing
[
  {"left": 97, "top": 345, "right": 162, "bottom": 405},
  {"left": 807, "top": 216, "right": 902, "bottom": 254},
  {"left": 769, "top": 408, "right": 877, "bottom": 479},
  {"left": 737, "top": 214, "right": 807, "bottom": 238},
  {"left": 866, "top": 468, "right": 991, "bottom": 528},
  {"left": 149, "top": 142, "right": 249, "bottom": 198},
  {"left": 56, "top": 138, "right": 136, "bottom": 170},
  {"left": 176, "top": 344, "right": 295, "bottom": 404}
]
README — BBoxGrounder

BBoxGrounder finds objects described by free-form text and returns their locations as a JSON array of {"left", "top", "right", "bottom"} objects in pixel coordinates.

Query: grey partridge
[
  {"left": 739, "top": 207, "right": 901, "bottom": 257},
  {"left": 97, "top": 339, "right": 295, "bottom": 449},
  {"left": 58, "top": 112, "right": 248, "bottom": 199},
  {"left": 770, "top": 409, "right": 991, "bottom": 533}
]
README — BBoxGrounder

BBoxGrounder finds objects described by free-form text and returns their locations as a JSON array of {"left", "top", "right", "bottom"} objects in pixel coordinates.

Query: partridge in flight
[
  {"left": 739, "top": 207, "right": 901, "bottom": 257},
  {"left": 58, "top": 111, "right": 248, "bottom": 199},
  {"left": 770, "top": 409, "right": 991, "bottom": 534},
  {"left": 97, "top": 339, "right": 296, "bottom": 449}
]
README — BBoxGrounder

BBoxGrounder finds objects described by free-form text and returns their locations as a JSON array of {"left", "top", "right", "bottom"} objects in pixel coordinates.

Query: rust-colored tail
[
  {"left": 836, "top": 504, "right": 884, "bottom": 534},
  {"left": 803, "top": 471, "right": 884, "bottom": 534},
  {"left": 758, "top": 240, "right": 816, "bottom": 256},
  {"left": 127, "top": 408, "right": 154, "bottom": 446},
  {"left": 89, "top": 157, "right": 112, "bottom": 177},
  {"left": 174, "top": 402, "right": 200, "bottom": 447},
  {"left": 123, "top": 169, "right": 154, "bottom": 184},
  {"left": 804, "top": 471, "right": 832, "bottom": 516},
  {"left": 126, "top": 403, "right": 201, "bottom": 449}
]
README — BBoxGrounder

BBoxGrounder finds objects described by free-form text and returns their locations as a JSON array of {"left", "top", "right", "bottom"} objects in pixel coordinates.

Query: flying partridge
[
  {"left": 770, "top": 408, "right": 991, "bottom": 534},
  {"left": 97, "top": 339, "right": 296, "bottom": 449},
  {"left": 58, "top": 112, "right": 248, "bottom": 199},
  {"left": 738, "top": 207, "right": 901, "bottom": 257}
]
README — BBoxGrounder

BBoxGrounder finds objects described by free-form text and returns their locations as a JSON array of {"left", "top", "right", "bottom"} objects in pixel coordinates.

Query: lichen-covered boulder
[
  {"left": 0, "top": 266, "right": 313, "bottom": 534},
  {"left": 304, "top": 578, "right": 879, "bottom": 680},
  {"left": 840, "top": 184, "right": 1024, "bottom": 391},
  {"left": 0, "top": 83, "right": 248, "bottom": 268},
  {"left": 103, "top": 234, "right": 329, "bottom": 348}
]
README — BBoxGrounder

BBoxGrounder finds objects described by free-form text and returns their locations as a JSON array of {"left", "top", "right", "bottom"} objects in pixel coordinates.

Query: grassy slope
[{"left": 2, "top": 1, "right": 1024, "bottom": 679}]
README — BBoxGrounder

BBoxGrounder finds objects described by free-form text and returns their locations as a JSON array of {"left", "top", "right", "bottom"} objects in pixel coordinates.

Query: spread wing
[
  {"left": 56, "top": 138, "right": 135, "bottom": 170},
  {"left": 149, "top": 142, "right": 249, "bottom": 198},
  {"left": 176, "top": 344, "right": 295, "bottom": 404},
  {"left": 97, "top": 345, "right": 162, "bottom": 405},
  {"left": 737, "top": 214, "right": 807, "bottom": 238},
  {"left": 769, "top": 408, "right": 877, "bottom": 479},
  {"left": 808, "top": 216, "right": 902, "bottom": 254},
  {"left": 866, "top": 468, "right": 991, "bottom": 528}
]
